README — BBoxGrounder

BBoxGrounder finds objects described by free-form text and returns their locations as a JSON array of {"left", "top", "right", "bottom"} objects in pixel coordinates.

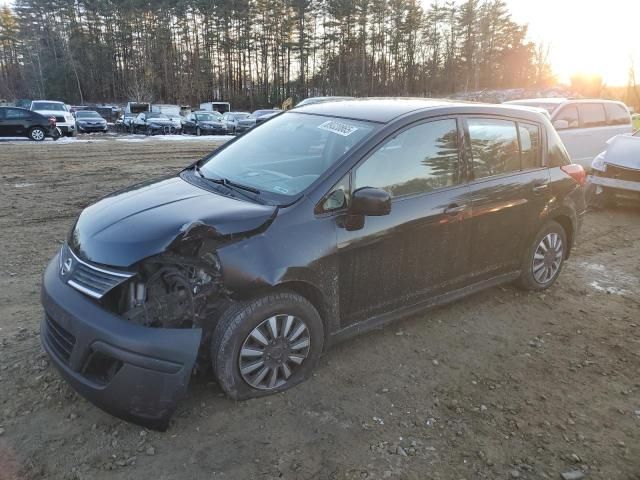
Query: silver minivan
[{"left": 505, "top": 98, "right": 632, "bottom": 170}]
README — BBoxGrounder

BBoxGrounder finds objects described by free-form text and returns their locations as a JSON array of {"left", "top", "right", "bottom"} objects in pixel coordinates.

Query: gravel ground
[{"left": 0, "top": 137, "right": 639, "bottom": 480}]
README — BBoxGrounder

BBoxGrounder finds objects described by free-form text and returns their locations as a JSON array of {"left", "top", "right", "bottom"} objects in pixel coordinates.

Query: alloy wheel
[
  {"left": 238, "top": 314, "right": 311, "bottom": 390},
  {"left": 31, "top": 129, "right": 45, "bottom": 141},
  {"left": 532, "top": 232, "right": 563, "bottom": 284}
]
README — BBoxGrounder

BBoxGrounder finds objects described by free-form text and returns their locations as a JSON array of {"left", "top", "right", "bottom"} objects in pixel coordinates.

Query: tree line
[{"left": 0, "top": 0, "right": 555, "bottom": 109}]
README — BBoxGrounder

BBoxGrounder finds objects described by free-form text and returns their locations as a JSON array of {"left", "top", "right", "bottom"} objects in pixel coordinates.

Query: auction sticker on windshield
[{"left": 318, "top": 120, "right": 359, "bottom": 137}]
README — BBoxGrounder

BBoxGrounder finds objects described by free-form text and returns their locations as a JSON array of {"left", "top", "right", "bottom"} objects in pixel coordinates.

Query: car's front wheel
[
  {"left": 28, "top": 127, "right": 46, "bottom": 141},
  {"left": 211, "top": 291, "right": 324, "bottom": 400},
  {"left": 517, "top": 220, "right": 567, "bottom": 291}
]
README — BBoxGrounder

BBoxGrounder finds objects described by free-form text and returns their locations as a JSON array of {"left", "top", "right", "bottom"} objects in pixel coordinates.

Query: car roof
[
  {"left": 31, "top": 100, "right": 65, "bottom": 104},
  {"left": 507, "top": 98, "right": 625, "bottom": 106},
  {"left": 294, "top": 97, "right": 550, "bottom": 124}
]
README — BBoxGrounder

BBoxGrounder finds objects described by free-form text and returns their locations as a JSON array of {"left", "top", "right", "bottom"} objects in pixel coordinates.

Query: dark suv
[{"left": 41, "top": 99, "right": 586, "bottom": 429}]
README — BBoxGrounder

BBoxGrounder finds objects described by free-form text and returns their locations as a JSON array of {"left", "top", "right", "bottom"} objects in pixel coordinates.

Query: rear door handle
[
  {"left": 444, "top": 204, "right": 468, "bottom": 216},
  {"left": 532, "top": 183, "right": 549, "bottom": 194}
]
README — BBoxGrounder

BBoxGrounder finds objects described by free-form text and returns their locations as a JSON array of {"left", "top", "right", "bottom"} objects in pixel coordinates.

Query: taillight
[{"left": 560, "top": 164, "right": 586, "bottom": 186}]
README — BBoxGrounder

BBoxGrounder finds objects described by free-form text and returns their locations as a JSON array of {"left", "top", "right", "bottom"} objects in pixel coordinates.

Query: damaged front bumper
[
  {"left": 587, "top": 174, "right": 640, "bottom": 193},
  {"left": 40, "top": 253, "right": 202, "bottom": 430}
]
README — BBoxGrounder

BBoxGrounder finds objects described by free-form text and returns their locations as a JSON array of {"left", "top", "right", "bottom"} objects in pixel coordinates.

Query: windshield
[
  {"left": 77, "top": 111, "right": 102, "bottom": 119},
  {"left": 32, "top": 102, "right": 67, "bottom": 112},
  {"left": 196, "top": 113, "right": 220, "bottom": 122},
  {"left": 232, "top": 113, "right": 251, "bottom": 120},
  {"left": 199, "top": 112, "right": 377, "bottom": 197}
]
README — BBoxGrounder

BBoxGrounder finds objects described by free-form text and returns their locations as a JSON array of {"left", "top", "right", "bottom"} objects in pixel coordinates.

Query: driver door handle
[
  {"left": 532, "top": 183, "right": 549, "bottom": 194},
  {"left": 444, "top": 204, "right": 468, "bottom": 216}
]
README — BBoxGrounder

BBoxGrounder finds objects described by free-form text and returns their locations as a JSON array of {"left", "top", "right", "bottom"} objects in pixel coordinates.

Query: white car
[
  {"left": 30, "top": 100, "right": 76, "bottom": 137},
  {"left": 587, "top": 131, "right": 640, "bottom": 206},
  {"left": 505, "top": 98, "right": 632, "bottom": 170}
]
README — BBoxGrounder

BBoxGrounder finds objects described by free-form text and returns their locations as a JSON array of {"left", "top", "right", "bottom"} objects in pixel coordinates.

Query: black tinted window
[
  {"left": 547, "top": 127, "right": 572, "bottom": 166},
  {"left": 519, "top": 122, "right": 541, "bottom": 170},
  {"left": 579, "top": 104, "right": 606, "bottom": 128},
  {"left": 355, "top": 119, "right": 459, "bottom": 197},
  {"left": 555, "top": 106, "right": 579, "bottom": 129},
  {"left": 468, "top": 119, "right": 520, "bottom": 178},
  {"left": 605, "top": 103, "right": 630, "bottom": 126},
  {"left": 5, "top": 108, "right": 30, "bottom": 120}
]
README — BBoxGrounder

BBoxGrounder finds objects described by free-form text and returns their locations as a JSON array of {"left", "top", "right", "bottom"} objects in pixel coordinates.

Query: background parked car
[
  {"left": 182, "top": 111, "right": 228, "bottom": 136},
  {"left": 115, "top": 112, "right": 136, "bottom": 132},
  {"left": 588, "top": 130, "right": 640, "bottom": 206},
  {"left": 222, "top": 111, "right": 253, "bottom": 134},
  {"left": 75, "top": 110, "right": 108, "bottom": 133},
  {"left": 505, "top": 98, "right": 632, "bottom": 170},
  {"left": 30, "top": 100, "right": 76, "bottom": 137},
  {"left": 0, "top": 106, "right": 54, "bottom": 141},
  {"left": 252, "top": 109, "right": 281, "bottom": 125},
  {"left": 133, "top": 112, "right": 179, "bottom": 135},
  {"left": 151, "top": 104, "right": 183, "bottom": 131}
]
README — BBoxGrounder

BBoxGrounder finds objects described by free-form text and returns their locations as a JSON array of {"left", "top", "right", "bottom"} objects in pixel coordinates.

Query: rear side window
[
  {"left": 518, "top": 122, "right": 541, "bottom": 170},
  {"left": 554, "top": 106, "right": 579, "bottom": 129},
  {"left": 467, "top": 119, "right": 520, "bottom": 178},
  {"left": 605, "top": 103, "right": 630, "bottom": 126},
  {"left": 5, "top": 108, "right": 30, "bottom": 120},
  {"left": 578, "top": 103, "right": 606, "bottom": 128},
  {"left": 355, "top": 119, "right": 460, "bottom": 197}
]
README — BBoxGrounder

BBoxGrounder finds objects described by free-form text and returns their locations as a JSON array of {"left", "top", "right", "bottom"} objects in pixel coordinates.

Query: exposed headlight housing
[{"left": 591, "top": 151, "right": 606, "bottom": 172}]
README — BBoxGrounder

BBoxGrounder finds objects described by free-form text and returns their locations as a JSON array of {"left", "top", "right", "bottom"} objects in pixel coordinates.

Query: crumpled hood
[
  {"left": 603, "top": 134, "right": 640, "bottom": 170},
  {"left": 69, "top": 177, "right": 276, "bottom": 267}
]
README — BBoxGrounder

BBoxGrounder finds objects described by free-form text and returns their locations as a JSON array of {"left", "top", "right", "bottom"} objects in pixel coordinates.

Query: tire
[
  {"left": 516, "top": 220, "right": 567, "bottom": 291},
  {"left": 28, "top": 127, "right": 46, "bottom": 141},
  {"left": 211, "top": 291, "right": 324, "bottom": 400}
]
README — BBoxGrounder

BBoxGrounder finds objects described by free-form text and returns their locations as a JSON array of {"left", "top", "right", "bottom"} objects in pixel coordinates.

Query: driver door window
[{"left": 354, "top": 119, "right": 460, "bottom": 198}]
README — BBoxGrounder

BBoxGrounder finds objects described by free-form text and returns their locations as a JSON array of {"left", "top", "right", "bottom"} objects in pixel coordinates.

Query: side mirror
[
  {"left": 351, "top": 187, "right": 391, "bottom": 216},
  {"left": 553, "top": 119, "right": 569, "bottom": 130}
]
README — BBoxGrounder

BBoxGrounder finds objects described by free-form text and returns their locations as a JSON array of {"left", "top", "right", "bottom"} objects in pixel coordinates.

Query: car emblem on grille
[{"left": 61, "top": 257, "right": 73, "bottom": 276}]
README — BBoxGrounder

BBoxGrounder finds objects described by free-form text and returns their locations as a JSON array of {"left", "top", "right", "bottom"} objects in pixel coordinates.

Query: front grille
[
  {"left": 61, "top": 245, "right": 135, "bottom": 299},
  {"left": 45, "top": 315, "right": 76, "bottom": 363},
  {"left": 603, "top": 164, "right": 640, "bottom": 183},
  {"left": 55, "top": 116, "right": 65, "bottom": 123}
]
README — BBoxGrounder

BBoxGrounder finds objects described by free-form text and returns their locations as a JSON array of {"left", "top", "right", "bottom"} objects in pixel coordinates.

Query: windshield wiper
[{"left": 194, "top": 165, "right": 262, "bottom": 197}]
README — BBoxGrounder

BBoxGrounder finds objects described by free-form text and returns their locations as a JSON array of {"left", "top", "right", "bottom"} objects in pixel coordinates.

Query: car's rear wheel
[
  {"left": 28, "top": 127, "right": 46, "bottom": 141},
  {"left": 517, "top": 220, "right": 567, "bottom": 291},
  {"left": 211, "top": 291, "right": 324, "bottom": 400}
]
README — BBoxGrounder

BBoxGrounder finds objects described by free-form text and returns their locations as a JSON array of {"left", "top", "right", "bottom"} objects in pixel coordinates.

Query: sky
[
  {"left": 1, "top": 0, "right": 637, "bottom": 86},
  {"left": 506, "top": 0, "right": 637, "bottom": 86}
]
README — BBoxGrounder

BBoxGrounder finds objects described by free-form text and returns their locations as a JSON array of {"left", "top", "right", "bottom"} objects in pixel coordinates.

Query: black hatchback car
[
  {"left": 41, "top": 99, "right": 586, "bottom": 429},
  {"left": 0, "top": 106, "right": 53, "bottom": 141}
]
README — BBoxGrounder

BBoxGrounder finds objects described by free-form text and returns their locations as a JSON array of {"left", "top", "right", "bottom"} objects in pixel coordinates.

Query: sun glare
[{"left": 508, "top": 0, "right": 637, "bottom": 86}]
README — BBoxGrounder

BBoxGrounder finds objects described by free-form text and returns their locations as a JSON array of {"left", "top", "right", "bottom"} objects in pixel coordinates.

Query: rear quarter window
[
  {"left": 605, "top": 103, "right": 631, "bottom": 126},
  {"left": 547, "top": 127, "right": 571, "bottom": 167}
]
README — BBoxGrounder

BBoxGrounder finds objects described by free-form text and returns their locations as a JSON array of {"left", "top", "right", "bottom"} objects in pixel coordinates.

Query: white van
[
  {"left": 505, "top": 98, "right": 632, "bottom": 170},
  {"left": 200, "top": 102, "right": 231, "bottom": 114}
]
